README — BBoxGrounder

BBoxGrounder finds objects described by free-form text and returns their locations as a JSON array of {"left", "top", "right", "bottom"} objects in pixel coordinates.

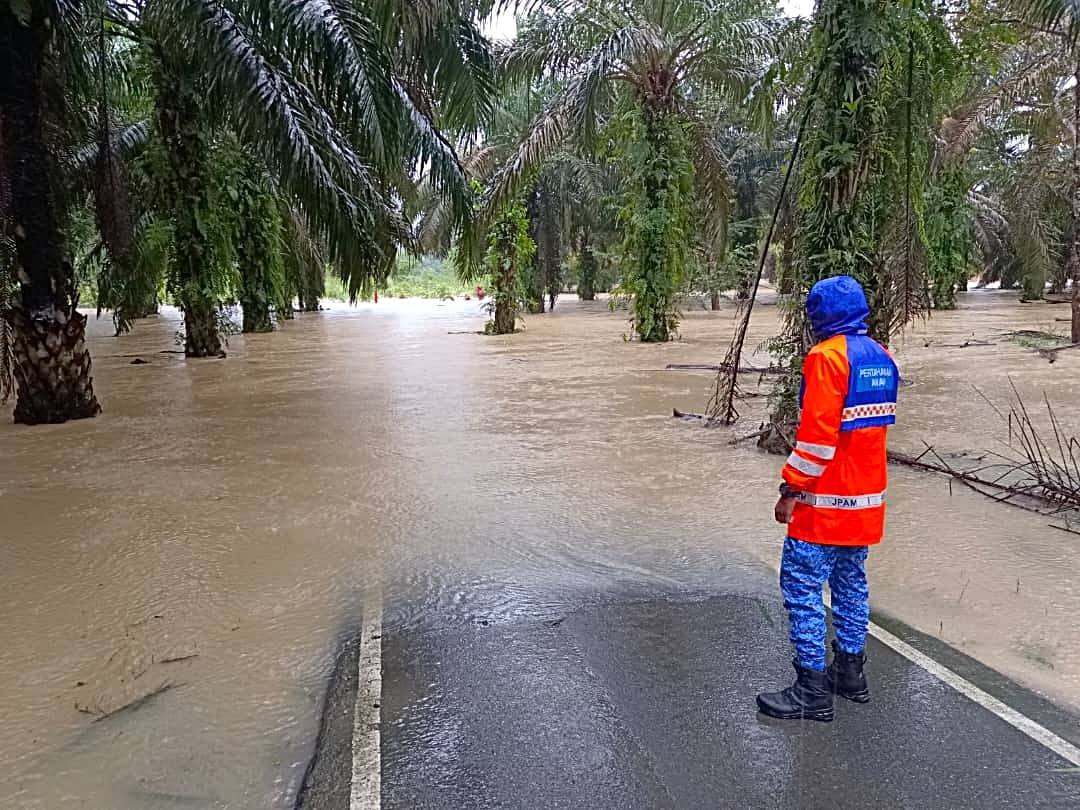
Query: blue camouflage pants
[{"left": 781, "top": 537, "right": 870, "bottom": 672}]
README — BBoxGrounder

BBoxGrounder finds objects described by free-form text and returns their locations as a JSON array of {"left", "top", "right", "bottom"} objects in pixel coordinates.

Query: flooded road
[{"left": 1, "top": 289, "right": 1078, "bottom": 807}]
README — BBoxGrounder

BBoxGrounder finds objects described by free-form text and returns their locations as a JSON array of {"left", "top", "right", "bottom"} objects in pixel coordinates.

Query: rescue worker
[{"left": 756, "top": 275, "right": 899, "bottom": 722}]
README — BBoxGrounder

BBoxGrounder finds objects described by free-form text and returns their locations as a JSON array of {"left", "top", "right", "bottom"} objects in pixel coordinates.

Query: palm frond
[
  {"left": 251, "top": 0, "right": 398, "bottom": 165},
  {"left": 148, "top": 0, "right": 398, "bottom": 288},
  {"left": 1009, "top": 0, "right": 1080, "bottom": 42},
  {"left": 68, "top": 119, "right": 151, "bottom": 195},
  {"left": 936, "top": 47, "right": 1062, "bottom": 167},
  {"left": 690, "top": 119, "right": 732, "bottom": 255},
  {"left": 415, "top": 144, "right": 501, "bottom": 255},
  {"left": 501, "top": 6, "right": 594, "bottom": 83}
]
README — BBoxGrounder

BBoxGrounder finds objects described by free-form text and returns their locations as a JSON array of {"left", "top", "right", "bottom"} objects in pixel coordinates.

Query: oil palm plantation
[
  {"left": 140, "top": 0, "right": 497, "bottom": 355},
  {"left": 1002, "top": 0, "right": 1080, "bottom": 339},
  {"left": 916, "top": 7, "right": 1076, "bottom": 307},
  {"left": 1, "top": 0, "right": 503, "bottom": 422},
  {"left": 418, "top": 78, "right": 614, "bottom": 334},
  {"left": 485, "top": 0, "right": 786, "bottom": 341}
]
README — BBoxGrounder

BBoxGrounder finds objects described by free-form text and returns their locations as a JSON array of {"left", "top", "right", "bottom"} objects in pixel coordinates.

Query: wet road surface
[{"left": 300, "top": 570, "right": 1080, "bottom": 810}]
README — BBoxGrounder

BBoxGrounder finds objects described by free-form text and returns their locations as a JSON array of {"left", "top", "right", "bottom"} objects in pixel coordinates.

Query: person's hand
[{"left": 774, "top": 496, "right": 797, "bottom": 525}]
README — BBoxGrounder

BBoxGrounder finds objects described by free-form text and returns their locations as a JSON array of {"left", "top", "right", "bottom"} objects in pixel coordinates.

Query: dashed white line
[{"left": 350, "top": 591, "right": 383, "bottom": 810}]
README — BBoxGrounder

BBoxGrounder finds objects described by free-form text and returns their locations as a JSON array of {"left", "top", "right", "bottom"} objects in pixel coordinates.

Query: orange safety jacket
[{"left": 782, "top": 332, "right": 899, "bottom": 546}]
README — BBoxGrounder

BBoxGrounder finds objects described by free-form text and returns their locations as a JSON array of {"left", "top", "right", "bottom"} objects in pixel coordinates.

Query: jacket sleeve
[{"left": 782, "top": 346, "right": 848, "bottom": 491}]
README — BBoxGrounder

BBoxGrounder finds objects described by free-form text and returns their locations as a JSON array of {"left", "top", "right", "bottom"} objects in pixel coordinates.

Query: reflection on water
[{"left": 1, "top": 290, "right": 1078, "bottom": 806}]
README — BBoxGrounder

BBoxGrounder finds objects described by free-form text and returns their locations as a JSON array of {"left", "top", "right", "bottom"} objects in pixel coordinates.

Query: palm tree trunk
[
  {"left": 136, "top": 294, "right": 159, "bottom": 318},
  {"left": 154, "top": 54, "right": 222, "bottom": 357},
  {"left": 1071, "top": 61, "right": 1080, "bottom": 344},
  {"left": 300, "top": 262, "right": 323, "bottom": 313},
  {"left": 526, "top": 191, "right": 547, "bottom": 314},
  {"left": 240, "top": 291, "right": 272, "bottom": 333},
  {"left": 578, "top": 231, "right": 597, "bottom": 300},
  {"left": 631, "top": 107, "right": 687, "bottom": 342},
  {"left": 1, "top": 5, "right": 100, "bottom": 424},
  {"left": 493, "top": 299, "right": 515, "bottom": 333},
  {"left": 183, "top": 300, "right": 222, "bottom": 356},
  {"left": 488, "top": 207, "right": 529, "bottom": 335}
]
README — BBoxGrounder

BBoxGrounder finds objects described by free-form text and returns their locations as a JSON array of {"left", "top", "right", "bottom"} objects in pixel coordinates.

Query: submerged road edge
[{"left": 350, "top": 594, "right": 383, "bottom": 810}]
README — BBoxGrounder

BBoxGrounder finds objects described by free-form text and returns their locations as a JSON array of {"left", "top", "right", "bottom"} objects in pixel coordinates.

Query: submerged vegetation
[{"left": 2, "top": 0, "right": 1080, "bottom": 423}]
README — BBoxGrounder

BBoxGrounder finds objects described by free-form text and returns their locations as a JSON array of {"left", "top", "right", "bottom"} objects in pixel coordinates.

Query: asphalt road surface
[{"left": 297, "top": 575, "right": 1080, "bottom": 810}]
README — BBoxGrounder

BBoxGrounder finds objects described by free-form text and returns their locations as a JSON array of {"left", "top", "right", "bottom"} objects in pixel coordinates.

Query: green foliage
[
  {"left": 328, "top": 255, "right": 472, "bottom": 300},
  {"left": 925, "top": 167, "right": 974, "bottom": 309},
  {"left": 793, "top": 0, "right": 892, "bottom": 311},
  {"left": 614, "top": 107, "right": 695, "bottom": 342},
  {"left": 688, "top": 240, "right": 757, "bottom": 299},
  {"left": 485, "top": 203, "right": 536, "bottom": 334},
  {"left": 226, "top": 149, "right": 288, "bottom": 332},
  {"left": 766, "top": 0, "right": 949, "bottom": 425},
  {"left": 781, "top": 1, "right": 951, "bottom": 341},
  {"left": 485, "top": 0, "right": 784, "bottom": 266},
  {"left": 153, "top": 54, "right": 227, "bottom": 353}
]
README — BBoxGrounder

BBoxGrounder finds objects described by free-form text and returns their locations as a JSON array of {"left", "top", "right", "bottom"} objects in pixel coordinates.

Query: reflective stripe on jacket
[{"left": 782, "top": 333, "right": 898, "bottom": 546}]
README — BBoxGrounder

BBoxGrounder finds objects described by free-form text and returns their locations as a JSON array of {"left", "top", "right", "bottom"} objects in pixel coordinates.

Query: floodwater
[{"left": 1, "top": 289, "right": 1078, "bottom": 807}]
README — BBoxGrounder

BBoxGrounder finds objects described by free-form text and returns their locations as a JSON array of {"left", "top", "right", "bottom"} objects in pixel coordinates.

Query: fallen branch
[
  {"left": 671, "top": 411, "right": 786, "bottom": 446},
  {"left": 158, "top": 653, "right": 199, "bottom": 664},
  {"left": 925, "top": 339, "right": 995, "bottom": 348},
  {"left": 76, "top": 681, "right": 184, "bottom": 723},
  {"left": 730, "top": 428, "right": 772, "bottom": 444},
  {"left": 1050, "top": 523, "right": 1080, "bottom": 536},
  {"left": 668, "top": 363, "right": 786, "bottom": 375},
  {"left": 888, "top": 446, "right": 1050, "bottom": 515},
  {"left": 678, "top": 387, "right": 1080, "bottom": 519}
]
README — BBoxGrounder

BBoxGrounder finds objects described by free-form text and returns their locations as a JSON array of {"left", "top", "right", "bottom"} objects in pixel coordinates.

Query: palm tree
[
  {"left": 2, "top": 0, "right": 502, "bottom": 422},
  {"left": 1008, "top": 0, "right": 1080, "bottom": 340},
  {"left": 485, "top": 0, "right": 785, "bottom": 341},
  {"left": 416, "top": 76, "right": 611, "bottom": 332},
  {"left": 135, "top": 0, "right": 497, "bottom": 355},
  {"left": 1, "top": 0, "right": 103, "bottom": 424},
  {"left": 923, "top": 10, "right": 1073, "bottom": 306},
  {"left": 707, "top": 0, "right": 947, "bottom": 433}
]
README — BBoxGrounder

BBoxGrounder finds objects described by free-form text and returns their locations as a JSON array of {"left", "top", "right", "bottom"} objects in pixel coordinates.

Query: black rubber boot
[
  {"left": 827, "top": 638, "right": 870, "bottom": 704},
  {"left": 756, "top": 660, "right": 834, "bottom": 722}
]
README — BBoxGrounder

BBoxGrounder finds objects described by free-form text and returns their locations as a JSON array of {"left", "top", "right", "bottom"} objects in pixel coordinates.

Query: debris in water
[
  {"left": 159, "top": 653, "right": 199, "bottom": 664},
  {"left": 76, "top": 681, "right": 184, "bottom": 722}
]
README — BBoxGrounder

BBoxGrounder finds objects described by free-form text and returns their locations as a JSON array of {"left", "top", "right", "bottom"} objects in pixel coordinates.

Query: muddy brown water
[{"left": 1, "top": 290, "right": 1079, "bottom": 807}]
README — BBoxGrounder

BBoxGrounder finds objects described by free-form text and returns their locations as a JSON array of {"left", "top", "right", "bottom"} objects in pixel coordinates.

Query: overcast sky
[{"left": 483, "top": 1, "right": 817, "bottom": 40}]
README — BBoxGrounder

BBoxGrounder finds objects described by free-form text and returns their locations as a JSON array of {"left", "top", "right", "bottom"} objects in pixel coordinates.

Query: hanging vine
[
  {"left": 756, "top": 0, "right": 943, "bottom": 442},
  {"left": 485, "top": 203, "right": 535, "bottom": 335},
  {"left": 231, "top": 152, "right": 287, "bottom": 333},
  {"left": 614, "top": 106, "right": 695, "bottom": 343}
]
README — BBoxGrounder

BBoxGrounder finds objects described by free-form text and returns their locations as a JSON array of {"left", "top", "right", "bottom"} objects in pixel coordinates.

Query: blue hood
[{"left": 806, "top": 275, "right": 870, "bottom": 341}]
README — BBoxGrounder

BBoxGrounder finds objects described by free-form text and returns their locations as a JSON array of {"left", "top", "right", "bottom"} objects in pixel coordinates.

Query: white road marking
[
  {"left": 820, "top": 590, "right": 1080, "bottom": 767},
  {"left": 351, "top": 591, "right": 383, "bottom": 810}
]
